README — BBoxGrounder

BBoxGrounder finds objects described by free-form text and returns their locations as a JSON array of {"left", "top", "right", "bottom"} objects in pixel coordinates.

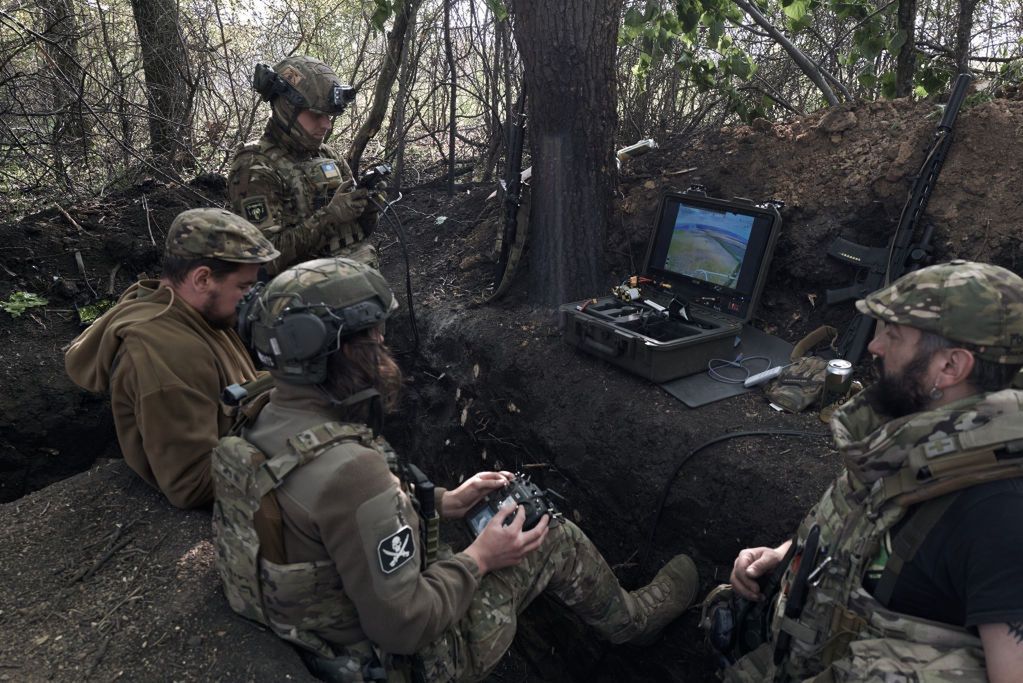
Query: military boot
[{"left": 626, "top": 554, "right": 699, "bottom": 646}]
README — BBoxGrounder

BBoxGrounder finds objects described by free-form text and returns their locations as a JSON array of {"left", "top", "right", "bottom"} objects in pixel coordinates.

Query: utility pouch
[{"left": 763, "top": 326, "right": 836, "bottom": 412}]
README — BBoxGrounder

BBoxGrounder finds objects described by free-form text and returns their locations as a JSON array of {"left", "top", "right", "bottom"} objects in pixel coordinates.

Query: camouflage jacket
[
  {"left": 211, "top": 387, "right": 477, "bottom": 676},
  {"left": 728, "top": 388, "right": 1023, "bottom": 682},
  {"left": 227, "top": 122, "right": 377, "bottom": 275}
]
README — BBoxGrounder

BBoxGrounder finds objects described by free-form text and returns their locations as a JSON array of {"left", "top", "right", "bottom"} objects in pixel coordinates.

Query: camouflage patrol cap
[
  {"left": 856, "top": 260, "right": 1023, "bottom": 363},
  {"left": 271, "top": 55, "right": 355, "bottom": 115},
  {"left": 239, "top": 257, "right": 397, "bottom": 384},
  {"left": 165, "top": 208, "right": 280, "bottom": 264}
]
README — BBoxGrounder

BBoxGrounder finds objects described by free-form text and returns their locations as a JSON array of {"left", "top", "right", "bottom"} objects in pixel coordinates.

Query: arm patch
[{"left": 377, "top": 525, "right": 415, "bottom": 574}]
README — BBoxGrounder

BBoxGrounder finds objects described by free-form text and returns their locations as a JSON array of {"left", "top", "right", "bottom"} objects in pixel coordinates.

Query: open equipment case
[{"left": 560, "top": 188, "right": 782, "bottom": 383}]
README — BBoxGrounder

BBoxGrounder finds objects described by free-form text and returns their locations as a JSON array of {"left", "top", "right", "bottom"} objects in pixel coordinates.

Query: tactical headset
[
  {"left": 236, "top": 283, "right": 388, "bottom": 385},
  {"left": 252, "top": 63, "right": 357, "bottom": 115}
]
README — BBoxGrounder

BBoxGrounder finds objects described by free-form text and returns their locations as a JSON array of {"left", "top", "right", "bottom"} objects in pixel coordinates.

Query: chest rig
[
  {"left": 767, "top": 394, "right": 1023, "bottom": 681},
  {"left": 212, "top": 421, "right": 411, "bottom": 663}
]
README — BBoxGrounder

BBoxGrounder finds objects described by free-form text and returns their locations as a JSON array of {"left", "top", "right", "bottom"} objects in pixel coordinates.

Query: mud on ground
[{"left": 1, "top": 94, "right": 1022, "bottom": 681}]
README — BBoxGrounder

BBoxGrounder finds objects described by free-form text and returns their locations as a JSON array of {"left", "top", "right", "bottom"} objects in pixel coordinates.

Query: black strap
[{"left": 874, "top": 492, "right": 962, "bottom": 606}]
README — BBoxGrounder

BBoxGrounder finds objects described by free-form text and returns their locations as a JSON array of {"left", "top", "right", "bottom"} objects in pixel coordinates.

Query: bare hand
[
  {"left": 464, "top": 503, "right": 549, "bottom": 575},
  {"left": 440, "top": 471, "right": 513, "bottom": 519},
  {"left": 730, "top": 541, "right": 791, "bottom": 600}
]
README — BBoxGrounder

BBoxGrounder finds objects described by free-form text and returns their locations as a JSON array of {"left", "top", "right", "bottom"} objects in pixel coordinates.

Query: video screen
[{"left": 663, "top": 207, "right": 754, "bottom": 290}]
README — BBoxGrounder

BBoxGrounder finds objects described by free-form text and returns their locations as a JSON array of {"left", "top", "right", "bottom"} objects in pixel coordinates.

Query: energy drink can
[{"left": 821, "top": 359, "right": 854, "bottom": 410}]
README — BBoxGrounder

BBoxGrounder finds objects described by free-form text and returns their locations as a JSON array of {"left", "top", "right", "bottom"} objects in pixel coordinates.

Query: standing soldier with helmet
[
  {"left": 228, "top": 56, "right": 383, "bottom": 274},
  {"left": 212, "top": 257, "right": 701, "bottom": 682}
]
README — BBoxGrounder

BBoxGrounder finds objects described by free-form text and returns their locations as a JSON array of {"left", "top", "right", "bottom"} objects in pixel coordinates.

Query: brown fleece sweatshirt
[
  {"left": 64, "top": 281, "right": 259, "bottom": 508},
  {"left": 243, "top": 384, "right": 480, "bottom": 655}
]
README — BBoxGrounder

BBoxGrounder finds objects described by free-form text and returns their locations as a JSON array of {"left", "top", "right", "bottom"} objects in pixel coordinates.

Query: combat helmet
[
  {"left": 252, "top": 56, "right": 356, "bottom": 149},
  {"left": 237, "top": 257, "right": 397, "bottom": 385},
  {"left": 857, "top": 259, "right": 1023, "bottom": 364}
]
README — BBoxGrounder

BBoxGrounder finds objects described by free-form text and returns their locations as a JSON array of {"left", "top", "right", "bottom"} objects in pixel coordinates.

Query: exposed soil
[{"left": 2, "top": 93, "right": 1022, "bottom": 681}]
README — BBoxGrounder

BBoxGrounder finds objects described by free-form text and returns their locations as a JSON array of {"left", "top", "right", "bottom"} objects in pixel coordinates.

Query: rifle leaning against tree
[{"left": 826, "top": 72, "right": 973, "bottom": 364}]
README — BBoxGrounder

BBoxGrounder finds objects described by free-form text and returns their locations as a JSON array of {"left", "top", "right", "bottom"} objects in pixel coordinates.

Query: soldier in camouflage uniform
[
  {"left": 703, "top": 260, "right": 1023, "bottom": 682},
  {"left": 228, "top": 56, "right": 382, "bottom": 275},
  {"left": 65, "top": 209, "right": 279, "bottom": 508},
  {"left": 211, "top": 258, "right": 700, "bottom": 682}
]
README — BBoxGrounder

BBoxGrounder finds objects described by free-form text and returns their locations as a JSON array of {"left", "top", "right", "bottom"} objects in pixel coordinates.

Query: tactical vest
[
  {"left": 764, "top": 398, "right": 1023, "bottom": 681},
  {"left": 233, "top": 139, "right": 366, "bottom": 245},
  {"left": 211, "top": 421, "right": 408, "bottom": 680}
]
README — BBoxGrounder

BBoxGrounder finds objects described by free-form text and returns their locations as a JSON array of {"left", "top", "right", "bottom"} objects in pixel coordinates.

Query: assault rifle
[
  {"left": 826, "top": 73, "right": 973, "bottom": 364},
  {"left": 493, "top": 86, "right": 527, "bottom": 290}
]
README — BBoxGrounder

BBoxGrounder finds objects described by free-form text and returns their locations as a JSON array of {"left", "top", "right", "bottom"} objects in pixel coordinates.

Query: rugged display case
[{"left": 560, "top": 188, "right": 782, "bottom": 383}]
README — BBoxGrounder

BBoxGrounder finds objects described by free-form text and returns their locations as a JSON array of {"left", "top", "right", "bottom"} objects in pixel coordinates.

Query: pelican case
[{"left": 560, "top": 188, "right": 782, "bottom": 383}]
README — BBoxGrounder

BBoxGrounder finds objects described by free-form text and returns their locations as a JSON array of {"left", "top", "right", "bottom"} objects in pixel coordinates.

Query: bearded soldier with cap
[
  {"left": 702, "top": 260, "right": 1023, "bottom": 682},
  {"left": 211, "top": 257, "right": 701, "bottom": 682},
  {"left": 65, "top": 208, "right": 279, "bottom": 509},
  {"left": 228, "top": 56, "right": 382, "bottom": 275}
]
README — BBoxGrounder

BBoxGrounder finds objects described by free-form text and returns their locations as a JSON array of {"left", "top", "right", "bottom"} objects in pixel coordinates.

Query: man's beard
[
  {"left": 867, "top": 350, "right": 933, "bottom": 418},
  {"left": 200, "top": 291, "right": 236, "bottom": 331}
]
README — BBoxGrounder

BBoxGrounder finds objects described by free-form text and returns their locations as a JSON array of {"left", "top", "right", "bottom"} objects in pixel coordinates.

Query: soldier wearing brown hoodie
[{"left": 65, "top": 208, "right": 279, "bottom": 508}]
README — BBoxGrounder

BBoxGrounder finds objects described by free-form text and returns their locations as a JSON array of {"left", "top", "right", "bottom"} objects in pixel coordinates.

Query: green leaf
[
  {"left": 781, "top": 0, "right": 809, "bottom": 21},
  {"left": 1, "top": 291, "right": 47, "bottom": 317},
  {"left": 886, "top": 30, "right": 907, "bottom": 54},
  {"left": 624, "top": 6, "right": 646, "bottom": 28},
  {"left": 484, "top": 0, "right": 509, "bottom": 21},
  {"left": 913, "top": 84, "right": 929, "bottom": 98},
  {"left": 880, "top": 71, "right": 897, "bottom": 98},
  {"left": 857, "top": 72, "right": 877, "bottom": 90}
]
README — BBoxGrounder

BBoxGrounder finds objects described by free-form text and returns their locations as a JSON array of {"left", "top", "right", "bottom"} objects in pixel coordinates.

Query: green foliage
[
  {"left": 484, "top": 0, "right": 509, "bottom": 21},
  {"left": 622, "top": 0, "right": 761, "bottom": 121},
  {"left": 369, "top": 0, "right": 393, "bottom": 31},
  {"left": 1, "top": 291, "right": 47, "bottom": 318}
]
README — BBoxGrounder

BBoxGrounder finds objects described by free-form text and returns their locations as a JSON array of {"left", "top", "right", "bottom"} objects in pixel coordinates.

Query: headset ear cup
[
  {"left": 235, "top": 282, "right": 265, "bottom": 345},
  {"left": 274, "top": 312, "right": 329, "bottom": 361}
]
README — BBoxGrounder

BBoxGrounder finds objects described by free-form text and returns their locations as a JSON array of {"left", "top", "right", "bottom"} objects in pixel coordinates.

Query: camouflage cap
[
  {"left": 165, "top": 208, "right": 280, "bottom": 264},
  {"left": 856, "top": 260, "right": 1023, "bottom": 363}
]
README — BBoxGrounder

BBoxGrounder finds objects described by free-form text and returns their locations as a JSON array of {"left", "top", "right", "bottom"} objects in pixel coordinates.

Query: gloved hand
[{"left": 326, "top": 181, "right": 369, "bottom": 223}]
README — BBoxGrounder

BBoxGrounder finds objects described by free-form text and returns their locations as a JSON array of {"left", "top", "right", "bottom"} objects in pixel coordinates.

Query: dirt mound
[{"left": 2, "top": 94, "right": 1022, "bottom": 680}]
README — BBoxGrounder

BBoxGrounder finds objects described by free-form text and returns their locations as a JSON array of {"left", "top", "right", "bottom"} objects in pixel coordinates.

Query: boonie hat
[
  {"left": 856, "top": 260, "right": 1023, "bottom": 363},
  {"left": 165, "top": 208, "right": 280, "bottom": 264}
]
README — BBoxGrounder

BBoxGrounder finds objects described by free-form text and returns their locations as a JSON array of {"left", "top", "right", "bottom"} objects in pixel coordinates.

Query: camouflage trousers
[{"left": 416, "top": 520, "right": 643, "bottom": 683}]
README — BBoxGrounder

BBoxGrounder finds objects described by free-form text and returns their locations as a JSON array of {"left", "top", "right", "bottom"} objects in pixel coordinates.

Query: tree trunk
[
  {"left": 894, "top": 0, "right": 917, "bottom": 97},
  {"left": 129, "top": 0, "right": 192, "bottom": 171},
  {"left": 38, "top": 0, "right": 85, "bottom": 190},
  {"left": 953, "top": 0, "right": 979, "bottom": 73},
  {"left": 383, "top": 0, "right": 421, "bottom": 199},
  {"left": 348, "top": 0, "right": 423, "bottom": 176},
  {"left": 444, "top": 0, "right": 456, "bottom": 196},
  {"left": 507, "top": 0, "right": 623, "bottom": 305}
]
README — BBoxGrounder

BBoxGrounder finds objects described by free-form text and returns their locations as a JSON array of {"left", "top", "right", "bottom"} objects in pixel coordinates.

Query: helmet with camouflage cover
[
  {"left": 253, "top": 56, "right": 356, "bottom": 150},
  {"left": 165, "top": 208, "right": 279, "bottom": 263},
  {"left": 856, "top": 260, "right": 1023, "bottom": 363},
  {"left": 236, "top": 257, "right": 397, "bottom": 384}
]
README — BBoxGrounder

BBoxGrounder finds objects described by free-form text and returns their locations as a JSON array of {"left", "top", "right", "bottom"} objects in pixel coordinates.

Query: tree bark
[
  {"left": 507, "top": 0, "right": 623, "bottom": 305},
  {"left": 129, "top": 0, "right": 192, "bottom": 171},
  {"left": 953, "top": 0, "right": 979, "bottom": 73},
  {"left": 38, "top": 0, "right": 85, "bottom": 190},
  {"left": 443, "top": 0, "right": 456, "bottom": 196},
  {"left": 894, "top": 0, "right": 917, "bottom": 96},
  {"left": 348, "top": 0, "right": 423, "bottom": 176}
]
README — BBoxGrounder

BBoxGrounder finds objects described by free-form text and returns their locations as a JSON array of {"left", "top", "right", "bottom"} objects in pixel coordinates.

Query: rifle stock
[{"left": 827, "top": 73, "right": 971, "bottom": 363}]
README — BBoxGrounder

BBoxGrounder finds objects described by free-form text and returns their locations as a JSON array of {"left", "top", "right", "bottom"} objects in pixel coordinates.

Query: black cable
[
  {"left": 371, "top": 195, "right": 420, "bottom": 354},
  {"left": 641, "top": 429, "right": 828, "bottom": 571}
]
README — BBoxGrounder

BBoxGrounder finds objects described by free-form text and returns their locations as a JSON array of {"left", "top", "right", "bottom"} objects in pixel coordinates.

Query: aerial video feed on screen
[{"left": 664, "top": 206, "right": 755, "bottom": 289}]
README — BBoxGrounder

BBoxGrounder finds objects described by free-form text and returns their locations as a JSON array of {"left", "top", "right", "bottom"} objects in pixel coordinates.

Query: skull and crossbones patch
[{"left": 377, "top": 525, "right": 415, "bottom": 574}]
